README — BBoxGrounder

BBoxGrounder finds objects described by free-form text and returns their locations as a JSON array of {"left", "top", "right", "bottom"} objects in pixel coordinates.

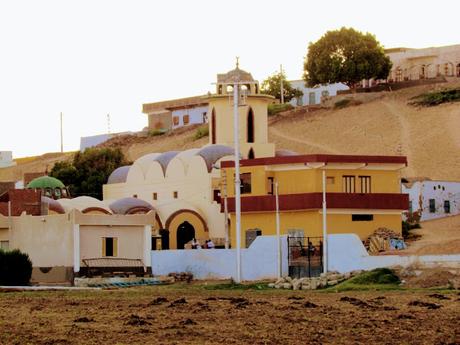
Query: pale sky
[{"left": 1, "top": 0, "right": 458, "bottom": 158}]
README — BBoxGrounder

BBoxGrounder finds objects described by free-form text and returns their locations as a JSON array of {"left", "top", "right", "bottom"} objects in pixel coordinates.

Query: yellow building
[
  {"left": 104, "top": 63, "right": 277, "bottom": 249},
  {"left": 220, "top": 154, "right": 408, "bottom": 247}
]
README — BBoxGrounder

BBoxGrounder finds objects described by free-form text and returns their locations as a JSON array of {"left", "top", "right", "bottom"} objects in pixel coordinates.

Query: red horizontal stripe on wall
[{"left": 224, "top": 193, "right": 409, "bottom": 213}]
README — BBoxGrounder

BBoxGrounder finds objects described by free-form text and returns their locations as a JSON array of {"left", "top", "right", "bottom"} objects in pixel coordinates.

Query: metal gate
[{"left": 287, "top": 236, "right": 323, "bottom": 278}]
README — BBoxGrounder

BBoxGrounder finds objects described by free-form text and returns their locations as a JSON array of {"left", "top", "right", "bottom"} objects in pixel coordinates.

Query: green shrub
[
  {"left": 267, "top": 103, "right": 294, "bottom": 116},
  {"left": 0, "top": 249, "right": 33, "bottom": 286},
  {"left": 194, "top": 126, "right": 209, "bottom": 140},
  {"left": 334, "top": 98, "right": 351, "bottom": 109},
  {"left": 402, "top": 219, "right": 421, "bottom": 239},
  {"left": 348, "top": 268, "right": 400, "bottom": 285},
  {"left": 410, "top": 88, "right": 460, "bottom": 107},
  {"left": 148, "top": 129, "right": 167, "bottom": 137}
]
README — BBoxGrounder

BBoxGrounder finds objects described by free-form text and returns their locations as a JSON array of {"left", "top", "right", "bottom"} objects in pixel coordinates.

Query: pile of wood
[{"left": 364, "top": 227, "right": 403, "bottom": 254}]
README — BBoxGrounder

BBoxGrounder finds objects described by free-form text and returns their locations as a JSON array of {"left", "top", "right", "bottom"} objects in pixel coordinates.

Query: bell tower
[{"left": 207, "top": 61, "right": 275, "bottom": 159}]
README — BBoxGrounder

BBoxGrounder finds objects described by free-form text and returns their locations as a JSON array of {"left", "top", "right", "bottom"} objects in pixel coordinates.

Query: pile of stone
[{"left": 268, "top": 270, "right": 363, "bottom": 290}]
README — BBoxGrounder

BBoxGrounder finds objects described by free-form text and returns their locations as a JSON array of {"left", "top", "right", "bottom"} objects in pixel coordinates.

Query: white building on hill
[
  {"left": 386, "top": 44, "right": 460, "bottom": 82},
  {"left": 402, "top": 178, "right": 460, "bottom": 221},
  {"left": 0, "top": 151, "right": 16, "bottom": 168},
  {"left": 289, "top": 81, "right": 349, "bottom": 106}
]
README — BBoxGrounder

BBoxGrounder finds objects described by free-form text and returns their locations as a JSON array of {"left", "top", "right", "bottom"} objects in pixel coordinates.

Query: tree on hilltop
[
  {"left": 261, "top": 71, "right": 303, "bottom": 102},
  {"left": 303, "top": 27, "right": 392, "bottom": 88}
]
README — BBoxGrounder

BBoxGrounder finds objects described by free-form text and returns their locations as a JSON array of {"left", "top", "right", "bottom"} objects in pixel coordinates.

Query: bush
[
  {"left": 148, "top": 129, "right": 167, "bottom": 137},
  {"left": 410, "top": 88, "right": 460, "bottom": 107},
  {"left": 402, "top": 219, "right": 421, "bottom": 239},
  {"left": 348, "top": 268, "right": 400, "bottom": 285},
  {"left": 194, "top": 126, "right": 209, "bottom": 140},
  {"left": 267, "top": 103, "right": 294, "bottom": 116},
  {"left": 0, "top": 249, "right": 33, "bottom": 286}
]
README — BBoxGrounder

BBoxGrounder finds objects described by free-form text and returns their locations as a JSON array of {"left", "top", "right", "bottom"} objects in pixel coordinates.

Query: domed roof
[
  {"left": 217, "top": 66, "right": 254, "bottom": 84},
  {"left": 57, "top": 196, "right": 112, "bottom": 214},
  {"left": 27, "top": 176, "right": 65, "bottom": 189},
  {"left": 153, "top": 151, "right": 180, "bottom": 175},
  {"left": 197, "top": 145, "right": 234, "bottom": 172},
  {"left": 109, "top": 197, "right": 154, "bottom": 215},
  {"left": 41, "top": 196, "right": 65, "bottom": 214},
  {"left": 107, "top": 165, "right": 131, "bottom": 184}
]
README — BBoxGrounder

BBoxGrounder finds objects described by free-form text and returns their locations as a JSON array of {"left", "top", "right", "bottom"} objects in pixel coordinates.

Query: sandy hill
[{"left": 2, "top": 80, "right": 460, "bottom": 182}]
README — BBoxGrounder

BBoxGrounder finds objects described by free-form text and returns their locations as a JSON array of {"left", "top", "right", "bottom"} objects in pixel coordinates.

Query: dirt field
[{"left": 0, "top": 284, "right": 459, "bottom": 345}]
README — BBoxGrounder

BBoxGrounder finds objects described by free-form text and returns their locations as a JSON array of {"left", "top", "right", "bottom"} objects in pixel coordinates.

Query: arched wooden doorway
[
  {"left": 247, "top": 108, "right": 254, "bottom": 143},
  {"left": 176, "top": 221, "right": 195, "bottom": 249}
]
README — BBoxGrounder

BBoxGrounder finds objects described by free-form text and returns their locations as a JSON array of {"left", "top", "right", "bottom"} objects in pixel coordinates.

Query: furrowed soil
[{"left": 0, "top": 284, "right": 459, "bottom": 345}]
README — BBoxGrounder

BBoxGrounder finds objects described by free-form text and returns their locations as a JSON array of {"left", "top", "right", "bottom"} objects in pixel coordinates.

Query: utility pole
[
  {"left": 233, "top": 64, "right": 242, "bottom": 283},
  {"left": 60, "top": 112, "right": 63, "bottom": 153},
  {"left": 322, "top": 170, "right": 328, "bottom": 274},
  {"left": 275, "top": 181, "right": 281, "bottom": 279},
  {"left": 280, "top": 64, "right": 284, "bottom": 104}
]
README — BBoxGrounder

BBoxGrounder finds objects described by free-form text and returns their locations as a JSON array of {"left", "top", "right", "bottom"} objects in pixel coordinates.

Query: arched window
[
  {"left": 247, "top": 108, "right": 254, "bottom": 143},
  {"left": 211, "top": 108, "right": 216, "bottom": 144},
  {"left": 457, "top": 63, "right": 460, "bottom": 77},
  {"left": 248, "top": 148, "right": 255, "bottom": 159}
]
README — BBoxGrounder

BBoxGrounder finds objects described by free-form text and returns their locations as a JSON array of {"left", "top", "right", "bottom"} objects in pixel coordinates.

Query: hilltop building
[
  {"left": 386, "top": 44, "right": 460, "bottom": 82},
  {"left": 142, "top": 96, "right": 209, "bottom": 132},
  {"left": 0, "top": 151, "right": 16, "bottom": 168},
  {"left": 402, "top": 178, "right": 460, "bottom": 221},
  {"left": 289, "top": 81, "right": 349, "bottom": 106}
]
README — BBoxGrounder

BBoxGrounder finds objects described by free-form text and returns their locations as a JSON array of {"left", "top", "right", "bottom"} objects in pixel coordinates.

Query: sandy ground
[
  {"left": 402, "top": 214, "right": 460, "bottom": 255},
  {"left": 0, "top": 285, "right": 459, "bottom": 345},
  {"left": 269, "top": 81, "right": 460, "bottom": 181}
]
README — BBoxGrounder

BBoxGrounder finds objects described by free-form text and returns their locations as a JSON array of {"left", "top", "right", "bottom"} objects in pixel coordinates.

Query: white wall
[
  {"left": 80, "top": 132, "right": 133, "bottom": 152},
  {"left": 171, "top": 106, "right": 208, "bottom": 129},
  {"left": 289, "top": 81, "right": 349, "bottom": 106},
  {"left": 151, "top": 235, "right": 288, "bottom": 281},
  {"left": 328, "top": 234, "right": 460, "bottom": 273},
  {"left": 402, "top": 180, "right": 460, "bottom": 221}
]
